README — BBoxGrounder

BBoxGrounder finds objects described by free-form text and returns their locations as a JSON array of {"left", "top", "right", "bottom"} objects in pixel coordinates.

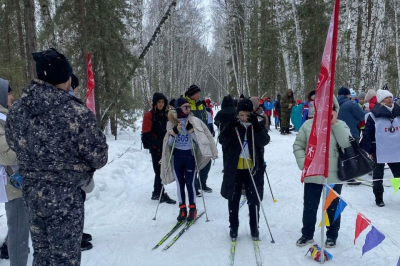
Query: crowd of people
[{"left": 0, "top": 46, "right": 399, "bottom": 266}]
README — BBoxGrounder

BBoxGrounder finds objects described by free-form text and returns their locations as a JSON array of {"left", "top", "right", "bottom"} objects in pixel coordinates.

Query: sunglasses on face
[{"left": 181, "top": 105, "right": 191, "bottom": 110}]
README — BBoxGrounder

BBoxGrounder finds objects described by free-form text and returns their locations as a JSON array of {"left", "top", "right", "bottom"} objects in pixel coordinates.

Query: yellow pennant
[
  {"left": 318, "top": 212, "right": 330, "bottom": 227},
  {"left": 390, "top": 178, "right": 400, "bottom": 194}
]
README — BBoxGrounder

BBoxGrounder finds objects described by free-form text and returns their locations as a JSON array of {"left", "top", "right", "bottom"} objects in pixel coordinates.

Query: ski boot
[
  {"left": 187, "top": 204, "right": 197, "bottom": 222},
  {"left": 177, "top": 204, "right": 187, "bottom": 221},
  {"left": 230, "top": 226, "right": 238, "bottom": 239}
]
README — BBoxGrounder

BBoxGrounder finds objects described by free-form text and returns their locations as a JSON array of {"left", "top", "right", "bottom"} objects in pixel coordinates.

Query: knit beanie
[
  {"left": 338, "top": 87, "right": 351, "bottom": 96},
  {"left": 239, "top": 94, "right": 245, "bottom": 99},
  {"left": 350, "top": 88, "right": 357, "bottom": 98},
  {"left": 175, "top": 97, "right": 189, "bottom": 108},
  {"left": 358, "top": 92, "right": 366, "bottom": 99},
  {"left": 237, "top": 98, "right": 253, "bottom": 112},
  {"left": 169, "top": 98, "right": 176, "bottom": 107},
  {"left": 376, "top": 89, "right": 393, "bottom": 103},
  {"left": 365, "top": 89, "right": 376, "bottom": 102},
  {"left": 185, "top": 84, "right": 201, "bottom": 97},
  {"left": 32, "top": 48, "right": 73, "bottom": 85}
]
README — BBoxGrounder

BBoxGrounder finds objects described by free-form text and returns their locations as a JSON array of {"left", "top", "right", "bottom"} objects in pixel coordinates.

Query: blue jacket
[
  {"left": 264, "top": 101, "right": 274, "bottom": 111},
  {"left": 337, "top": 95, "right": 365, "bottom": 138}
]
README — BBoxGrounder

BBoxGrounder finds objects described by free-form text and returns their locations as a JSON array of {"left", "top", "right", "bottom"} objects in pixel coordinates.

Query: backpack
[{"left": 141, "top": 110, "right": 157, "bottom": 150}]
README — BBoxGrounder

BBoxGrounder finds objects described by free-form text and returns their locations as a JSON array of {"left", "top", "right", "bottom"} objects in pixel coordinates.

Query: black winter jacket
[
  {"left": 214, "top": 95, "right": 237, "bottom": 132},
  {"left": 219, "top": 118, "right": 270, "bottom": 204}
]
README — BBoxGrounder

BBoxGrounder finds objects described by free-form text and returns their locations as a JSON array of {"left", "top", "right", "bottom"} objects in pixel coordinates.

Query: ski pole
[
  {"left": 190, "top": 134, "right": 210, "bottom": 222},
  {"left": 235, "top": 127, "right": 275, "bottom": 243},
  {"left": 153, "top": 137, "right": 176, "bottom": 221},
  {"left": 264, "top": 165, "right": 277, "bottom": 202}
]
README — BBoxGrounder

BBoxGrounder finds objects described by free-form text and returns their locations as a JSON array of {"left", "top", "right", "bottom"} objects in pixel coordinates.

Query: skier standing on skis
[
  {"left": 161, "top": 98, "right": 217, "bottom": 222},
  {"left": 184, "top": 85, "right": 213, "bottom": 195},
  {"left": 219, "top": 98, "right": 270, "bottom": 239},
  {"left": 142, "top": 92, "right": 176, "bottom": 204}
]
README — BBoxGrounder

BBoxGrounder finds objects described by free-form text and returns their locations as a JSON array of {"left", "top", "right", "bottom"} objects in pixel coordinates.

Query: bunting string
[{"left": 322, "top": 184, "right": 400, "bottom": 253}]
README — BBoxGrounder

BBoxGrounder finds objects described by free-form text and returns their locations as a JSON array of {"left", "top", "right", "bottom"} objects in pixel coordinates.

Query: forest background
[{"left": 0, "top": 0, "right": 399, "bottom": 137}]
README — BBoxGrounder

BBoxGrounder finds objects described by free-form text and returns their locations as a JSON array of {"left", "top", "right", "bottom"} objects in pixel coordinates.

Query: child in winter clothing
[
  {"left": 161, "top": 98, "right": 218, "bottom": 222},
  {"left": 219, "top": 98, "right": 270, "bottom": 239}
]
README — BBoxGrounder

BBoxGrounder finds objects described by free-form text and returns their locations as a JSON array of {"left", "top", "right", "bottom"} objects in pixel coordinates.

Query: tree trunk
[
  {"left": 360, "top": 0, "right": 377, "bottom": 92},
  {"left": 277, "top": 3, "right": 293, "bottom": 93},
  {"left": 291, "top": 0, "right": 305, "bottom": 96},
  {"left": 24, "top": 0, "right": 37, "bottom": 80},
  {"left": 15, "top": 0, "right": 28, "bottom": 83},
  {"left": 348, "top": 0, "right": 359, "bottom": 89}
]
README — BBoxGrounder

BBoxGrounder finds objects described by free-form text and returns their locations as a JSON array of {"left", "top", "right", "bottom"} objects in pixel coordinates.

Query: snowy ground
[{"left": 0, "top": 112, "right": 399, "bottom": 266}]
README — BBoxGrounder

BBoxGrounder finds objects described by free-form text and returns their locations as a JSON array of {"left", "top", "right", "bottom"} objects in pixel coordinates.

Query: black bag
[{"left": 337, "top": 137, "right": 375, "bottom": 181}]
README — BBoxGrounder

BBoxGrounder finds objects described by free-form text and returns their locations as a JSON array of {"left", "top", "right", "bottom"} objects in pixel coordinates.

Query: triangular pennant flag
[
  {"left": 362, "top": 226, "right": 385, "bottom": 256},
  {"left": 318, "top": 211, "right": 330, "bottom": 227},
  {"left": 354, "top": 213, "right": 371, "bottom": 245},
  {"left": 390, "top": 178, "right": 400, "bottom": 194},
  {"left": 323, "top": 189, "right": 338, "bottom": 211},
  {"left": 325, "top": 184, "right": 335, "bottom": 195},
  {"left": 333, "top": 199, "right": 347, "bottom": 222}
]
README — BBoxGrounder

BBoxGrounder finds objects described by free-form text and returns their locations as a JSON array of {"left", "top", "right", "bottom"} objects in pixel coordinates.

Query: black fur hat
[
  {"left": 237, "top": 98, "right": 253, "bottom": 112},
  {"left": 32, "top": 48, "right": 72, "bottom": 85}
]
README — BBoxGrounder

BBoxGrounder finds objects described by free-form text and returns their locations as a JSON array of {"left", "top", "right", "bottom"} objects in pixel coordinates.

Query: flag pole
[
  {"left": 320, "top": 0, "right": 340, "bottom": 262},
  {"left": 320, "top": 180, "right": 327, "bottom": 263}
]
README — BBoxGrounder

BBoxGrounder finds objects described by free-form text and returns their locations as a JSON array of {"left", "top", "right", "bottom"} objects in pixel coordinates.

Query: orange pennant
[{"left": 323, "top": 189, "right": 338, "bottom": 211}]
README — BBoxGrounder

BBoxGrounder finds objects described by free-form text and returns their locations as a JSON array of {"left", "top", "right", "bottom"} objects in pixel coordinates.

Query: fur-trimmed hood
[{"left": 167, "top": 109, "right": 194, "bottom": 126}]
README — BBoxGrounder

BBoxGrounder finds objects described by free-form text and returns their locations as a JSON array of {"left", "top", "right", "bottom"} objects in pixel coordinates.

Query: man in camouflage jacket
[{"left": 5, "top": 48, "right": 108, "bottom": 266}]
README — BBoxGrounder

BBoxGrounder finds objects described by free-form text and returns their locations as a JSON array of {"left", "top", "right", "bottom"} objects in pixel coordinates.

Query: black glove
[
  {"left": 186, "top": 121, "right": 193, "bottom": 132},
  {"left": 212, "top": 131, "right": 215, "bottom": 137},
  {"left": 247, "top": 113, "right": 258, "bottom": 124},
  {"left": 172, "top": 125, "right": 180, "bottom": 135}
]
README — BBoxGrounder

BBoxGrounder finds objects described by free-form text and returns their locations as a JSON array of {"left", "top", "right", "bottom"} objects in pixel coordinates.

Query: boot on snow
[
  {"left": 187, "top": 204, "right": 197, "bottom": 222},
  {"left": 250, "top": 226, "right": 259, "bottom": 239},
  {"left": 0, "top": 242, "right": 8, "bottom": 259},
  {"left": 374, "top": 192, "right": 385, "bottom": 207},
  {"left": 230, "top": 226, "right": 238, "bottom": 239},
  {"left": 160, "top": 193, "right": 176, "bottom": 204},
  {"left": 177, "top": 204, "right": 187, "bottom": 221}
]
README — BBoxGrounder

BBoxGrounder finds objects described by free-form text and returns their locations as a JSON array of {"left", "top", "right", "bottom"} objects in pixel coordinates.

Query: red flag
[
  {"left": 301, "top": 0, "right": 340, "bottom": 182},
  {"left": 354, "top": 213, "right": 371, "bottom": 245},
  {"left": 86, "top": 52, "right": 96, "bottom": 115}
]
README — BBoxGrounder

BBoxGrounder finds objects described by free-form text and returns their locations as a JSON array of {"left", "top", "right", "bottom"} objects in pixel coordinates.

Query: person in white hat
[{"left": 362, "top": 89, "right": 400, "bottom": 207}]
